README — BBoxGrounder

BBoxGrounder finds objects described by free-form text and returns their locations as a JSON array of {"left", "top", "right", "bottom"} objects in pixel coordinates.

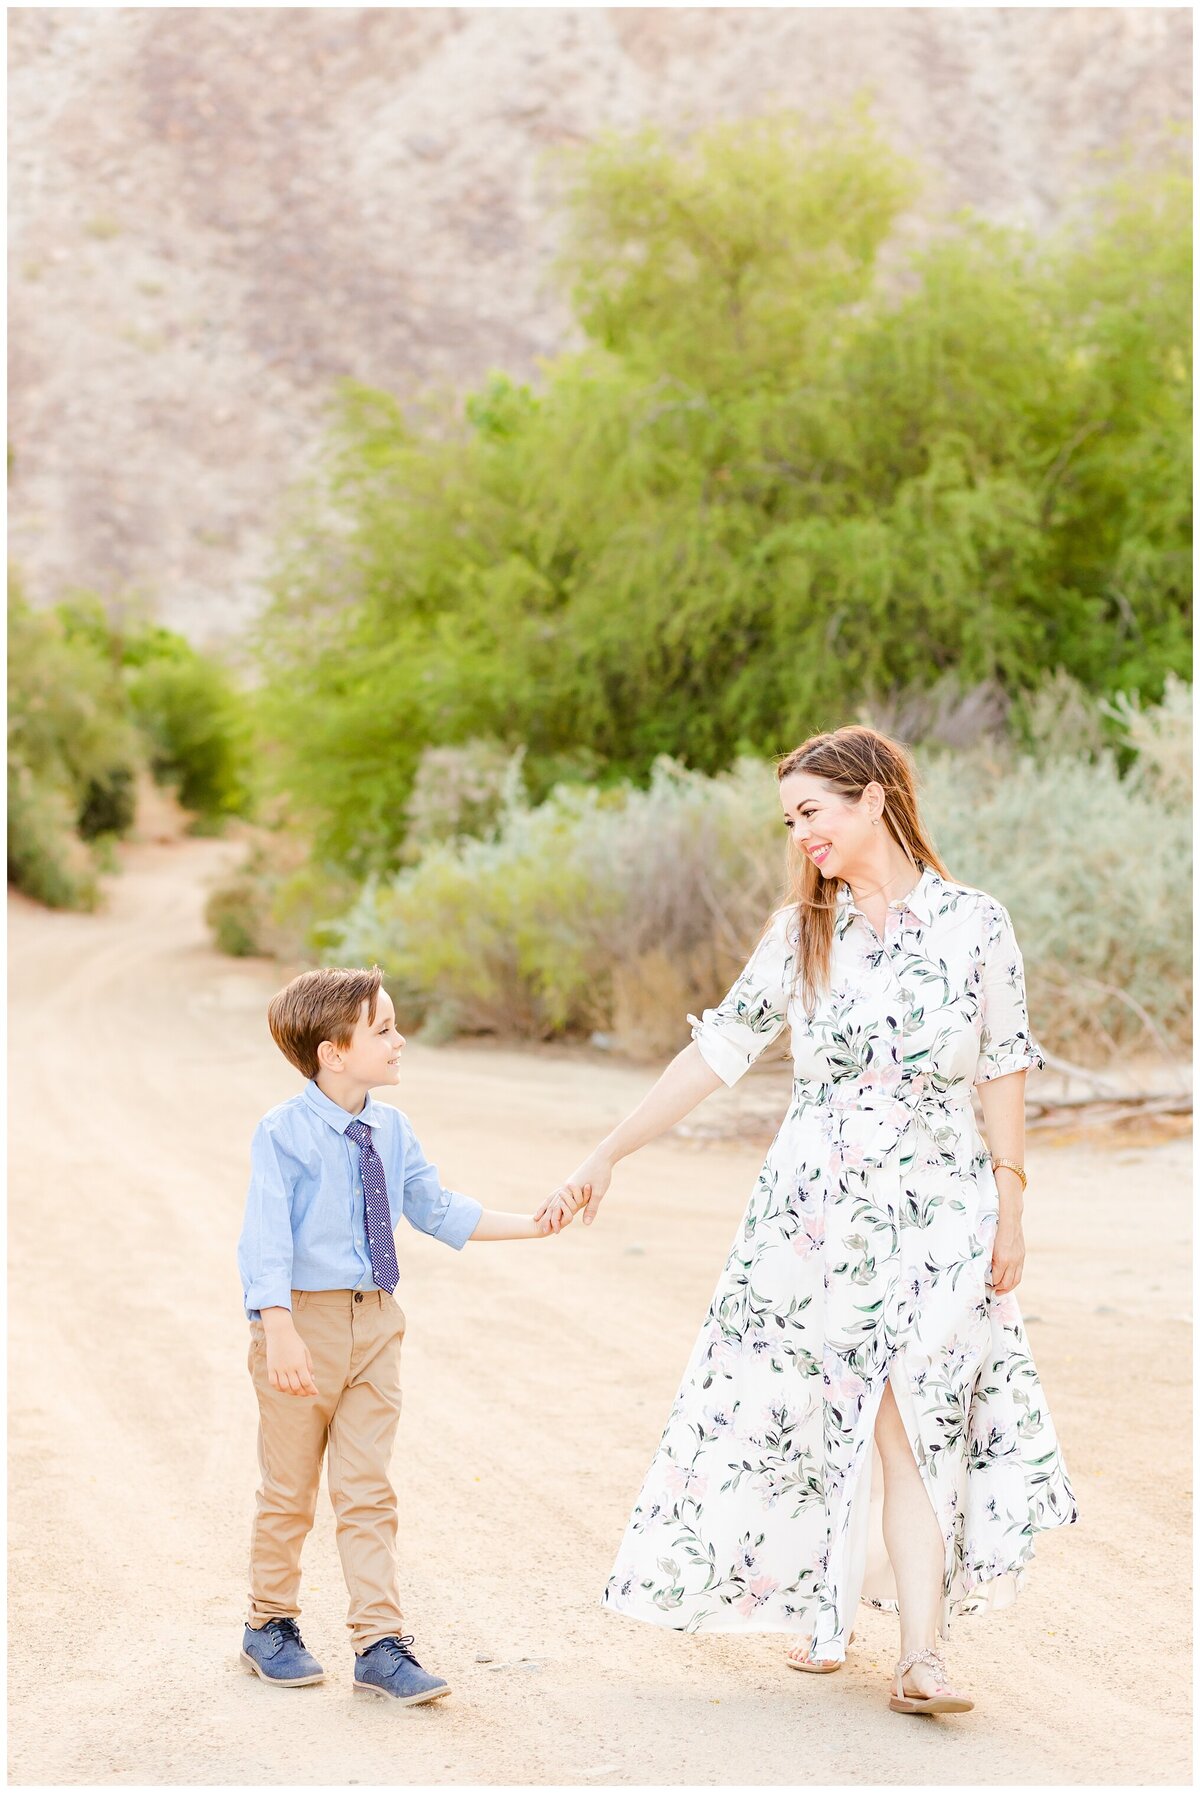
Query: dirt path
[{"left": 7, "top": 837, "right": 1192, "bottom": 1785}]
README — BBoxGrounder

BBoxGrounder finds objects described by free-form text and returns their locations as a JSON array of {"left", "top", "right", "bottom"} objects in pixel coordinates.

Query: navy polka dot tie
[{"left": 346, "top": 1120, "right": 400, "bottom": 1295}]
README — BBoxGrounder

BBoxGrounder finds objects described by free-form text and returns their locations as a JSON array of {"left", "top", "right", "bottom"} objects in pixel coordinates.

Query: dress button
[{"left": 354, "top": 1292, "right": 363, "bottom": 1303}]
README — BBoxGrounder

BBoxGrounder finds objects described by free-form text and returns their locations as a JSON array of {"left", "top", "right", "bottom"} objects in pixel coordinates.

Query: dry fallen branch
[
  {"left": 1062, "top": 979, "right": 1190, "bottom": 1088},
  {"left": 1036, "top": 1050, "right": 1127, "bottom": 1097},
  {"left": 1028, "top": 1088, "right": 1191, "bottom": 1113},
  {"left": 1030, "top": 1090, "right": 1193, "bottom": 1114},
  {"left": 1026, "top": 1090, "right": 1192, "bottom": 1129}
]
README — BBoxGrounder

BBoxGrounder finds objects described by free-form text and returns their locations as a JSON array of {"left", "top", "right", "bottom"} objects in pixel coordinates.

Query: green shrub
[
  {"left": 7, "top": 585, "right": 140, "bottom": 908},
  {"left": 203, "top": 833, "right": 358, "bottom": 965},
  {"left": 7, "top": 764, "right": 99, "bottom": 910},
  {"left": 9, "top": 581, "right": 256, "bottom": 907},
  {"left": 127, "top": 652, "right": 250, "bottom": 820},
  {"left": 77, "top": 762, "right": 137, "bottom": 839},
  {"left": 54, "top": 592, "right": 253, "bottom": 823},
  {"left": 56, "top": 593, "right": 255, "bottom": 824},
  {"left": 331, "top": 782, "right": 626, "bottom": 1038},
  {"left": 204, "top": 872, "right": 271, "bottom": 958}
]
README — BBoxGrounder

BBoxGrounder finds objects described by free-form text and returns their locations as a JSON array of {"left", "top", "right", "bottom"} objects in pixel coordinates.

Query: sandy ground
[{"left": 7, "top": 834, "right": 1193, "bottom": 1787}]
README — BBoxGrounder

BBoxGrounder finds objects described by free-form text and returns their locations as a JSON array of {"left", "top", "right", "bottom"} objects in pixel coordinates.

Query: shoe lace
[
  {"left": 268, "top": 1617, "right": 304, "bottom": 1652},
  {"left": 378, "top": 1634, "right": 418, "bottom": 1665}
]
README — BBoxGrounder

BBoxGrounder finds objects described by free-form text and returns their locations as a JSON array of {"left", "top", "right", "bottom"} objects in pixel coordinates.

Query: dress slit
[
  {"left": 874, "top": 1354, "right": 956, "bottom": 1630},
  {"left": 811, "top": 1348, "right": 954, "bottom": 1663}
]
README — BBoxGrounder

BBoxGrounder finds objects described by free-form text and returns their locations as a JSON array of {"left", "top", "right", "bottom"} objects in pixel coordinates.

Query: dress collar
[
  {"left": 301, "top": 1079, "right": 381, "bottom": 1134},
  {"left": 835, "top": 864, "right": 939, "bottom": 925}
]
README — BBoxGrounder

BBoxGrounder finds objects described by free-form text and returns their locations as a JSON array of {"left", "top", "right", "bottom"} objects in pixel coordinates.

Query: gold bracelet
[{"left": 991, "top": 1156, "right": 1028, "bottom": 1192}]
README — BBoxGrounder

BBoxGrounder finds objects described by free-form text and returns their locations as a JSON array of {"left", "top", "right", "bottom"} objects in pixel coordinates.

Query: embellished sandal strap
[{"left": 896, "top": 1646, "right": 949, "bottom": 1681}]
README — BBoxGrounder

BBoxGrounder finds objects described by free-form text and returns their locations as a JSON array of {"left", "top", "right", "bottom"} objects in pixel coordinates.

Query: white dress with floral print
[{"left": 602, "top": 866, "right": 1077, "bottom": 1659}]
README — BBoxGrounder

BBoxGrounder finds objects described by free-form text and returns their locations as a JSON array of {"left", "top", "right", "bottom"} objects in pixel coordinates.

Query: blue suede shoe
[
  {"left": 241, "top": 1618, "right": 325, "bottom": 1686},
  {"left": 354, "top": 1634, "right": 450, "bottom": 1705}
]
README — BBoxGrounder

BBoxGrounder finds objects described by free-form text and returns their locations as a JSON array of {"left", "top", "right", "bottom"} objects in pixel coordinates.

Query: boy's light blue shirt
[{"left": 238, "top": 1079, "right": 483, "bottom": 1319}]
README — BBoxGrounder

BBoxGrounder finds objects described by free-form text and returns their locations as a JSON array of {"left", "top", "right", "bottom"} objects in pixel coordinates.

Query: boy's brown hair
[{"left": 267, "top": 965, "right": 384, "bottom": 1081}]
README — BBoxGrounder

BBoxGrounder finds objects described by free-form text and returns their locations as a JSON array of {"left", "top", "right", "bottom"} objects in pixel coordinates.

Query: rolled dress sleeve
[
  {"left": 688, "top": 906, "right": 796, "bottom": 1088},
  {"left": 238, "top": 1121, "right": 296, "bottom": 1320},
  {"left": 973, "top": 902, "right": 1047, "bottom": 1084},
  {"left": 400, "top": 1117, "right": 483, "bottom": 1248}
]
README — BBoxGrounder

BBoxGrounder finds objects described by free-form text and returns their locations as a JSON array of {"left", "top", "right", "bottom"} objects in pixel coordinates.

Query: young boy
[{"left": 237, "top": 964, "right": 571, "bottom": 1704}]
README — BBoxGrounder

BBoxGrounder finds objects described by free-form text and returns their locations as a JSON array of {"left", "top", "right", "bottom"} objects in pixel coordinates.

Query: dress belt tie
[{"left": 794, "top": 1076, "right": 975, "bottom": 1172}]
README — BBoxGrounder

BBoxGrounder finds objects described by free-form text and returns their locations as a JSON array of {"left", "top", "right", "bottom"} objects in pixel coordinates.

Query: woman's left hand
[{"left": 990, "top": 1201, "right": 1026, "bottom": 1295}]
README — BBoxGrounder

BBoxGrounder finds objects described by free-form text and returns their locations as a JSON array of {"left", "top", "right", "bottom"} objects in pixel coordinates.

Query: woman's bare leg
[{"left": 874, "top": 1379, "right": 966, "bottom": 1699}]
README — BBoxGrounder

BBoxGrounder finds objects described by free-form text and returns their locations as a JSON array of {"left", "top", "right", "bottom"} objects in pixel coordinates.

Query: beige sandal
[
  {"left": 889, "top": 1646, "right": 974, "bottom": 1714},
  {"left": 785, "top": 1629, "right": 856, "bottom": 1674}
]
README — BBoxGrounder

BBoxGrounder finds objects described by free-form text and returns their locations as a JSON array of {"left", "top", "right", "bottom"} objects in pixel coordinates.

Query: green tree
[{"left": 254, "top": 116, "right": 1190, "bottom": 877}]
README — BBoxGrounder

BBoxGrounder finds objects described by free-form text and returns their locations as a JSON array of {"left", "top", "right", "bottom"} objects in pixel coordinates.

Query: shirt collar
[
  {"left": 835, "top": 864, "right": 939, "bottom": 925},
  {"left": 301, "top": 1079, "right": 382, "bottom": 1134}
]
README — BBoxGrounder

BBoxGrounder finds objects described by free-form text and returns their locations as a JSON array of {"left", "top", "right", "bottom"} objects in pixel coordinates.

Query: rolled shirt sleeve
[
  {"left": 973, "top": 902, "right": 1047, "bottom": 1084},
  {"left": 238, "top": 1121, "right": 296, "bottom": 1320},
  {"left": 399, "top": 1117, "right": 483, "bottom": 1248},
  {"left": 688, "top": 906, "right": 796, "bottom": 1088}
]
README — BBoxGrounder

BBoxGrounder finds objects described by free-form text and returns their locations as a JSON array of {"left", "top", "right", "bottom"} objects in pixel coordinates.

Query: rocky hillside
[{"left": 8, "top": 7, "right": 1191, "bottom": 642}]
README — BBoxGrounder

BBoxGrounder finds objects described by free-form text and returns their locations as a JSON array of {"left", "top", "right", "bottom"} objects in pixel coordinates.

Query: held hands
[
  {"left": 534, "top": 1152, "right": 614, "bottom": 1234},
  {"left": 533, "top": 1183, "right": 589, "bottom": 1235}
]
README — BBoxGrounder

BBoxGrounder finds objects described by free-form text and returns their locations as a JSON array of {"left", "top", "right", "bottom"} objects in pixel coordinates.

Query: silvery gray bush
[{"left": 331, "top": 678, "right": 1190, "bottom": 1064}]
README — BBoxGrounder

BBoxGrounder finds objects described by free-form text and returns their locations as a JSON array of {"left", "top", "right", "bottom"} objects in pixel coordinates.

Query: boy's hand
[{"left": 262, "top": 1317, "right": 319, "bottom": 1397}]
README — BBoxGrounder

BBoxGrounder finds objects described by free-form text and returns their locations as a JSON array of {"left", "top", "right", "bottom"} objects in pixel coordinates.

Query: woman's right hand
[{"left": 536, "top": 1151, "right": 614, "bottom": 1231}]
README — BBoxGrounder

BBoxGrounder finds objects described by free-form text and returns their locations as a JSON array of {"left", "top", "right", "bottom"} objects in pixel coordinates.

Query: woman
[{"left": 537, "top": 726, "right": 1077, "bottom": 1716}]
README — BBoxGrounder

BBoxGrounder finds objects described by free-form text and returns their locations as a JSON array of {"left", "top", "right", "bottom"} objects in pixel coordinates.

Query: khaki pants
[{"left": 246, "top": 1288, "right": 407, "bottom": 1652}]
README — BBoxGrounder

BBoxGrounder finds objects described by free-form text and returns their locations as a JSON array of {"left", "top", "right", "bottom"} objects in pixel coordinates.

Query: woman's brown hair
[{"left": 775, "top": 725, "right": 951, "bottom": 1017}]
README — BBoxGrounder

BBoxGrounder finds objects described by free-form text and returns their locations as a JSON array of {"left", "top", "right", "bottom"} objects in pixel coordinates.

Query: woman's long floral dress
[{"left": 602, "top": 866, "right": 1077, "bottom": 1659}]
